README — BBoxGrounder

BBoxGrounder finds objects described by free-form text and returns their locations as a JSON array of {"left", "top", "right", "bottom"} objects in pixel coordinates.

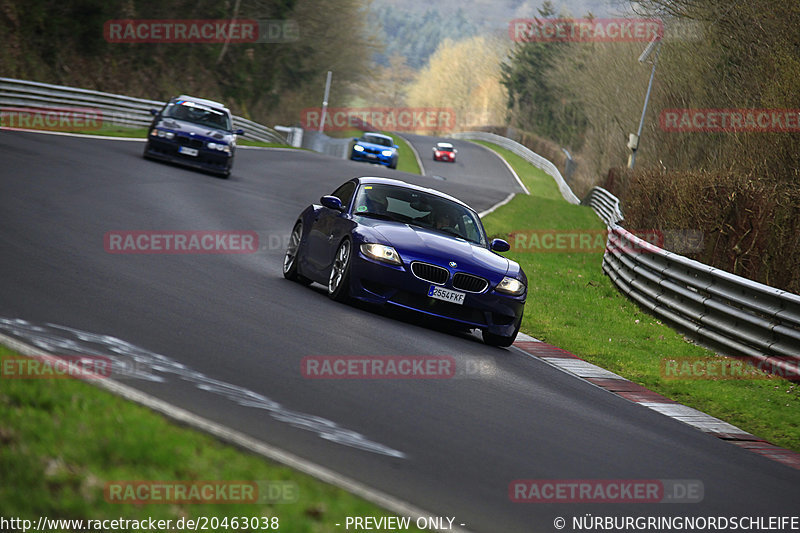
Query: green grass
[
  {"left": 0, "top": 347, "right": 428, "bottom": 531},
  {"left": 477, "top": 141, "right": 800, "bottom": 453}
]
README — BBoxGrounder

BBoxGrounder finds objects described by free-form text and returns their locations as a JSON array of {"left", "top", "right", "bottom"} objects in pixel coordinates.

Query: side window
[{"left": 331, "top": 182, "right": 356, "bottom": 209}]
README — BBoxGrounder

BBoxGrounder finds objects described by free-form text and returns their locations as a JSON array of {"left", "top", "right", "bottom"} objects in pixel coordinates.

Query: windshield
[
  {"left": 352, "top": 184, "right": 486, "bottom": 246},
  {"left": 163, "top": 100, "right": 232, "bottom": 131},
  {"left": 361, "top": 134, "right": 393, "bottom": 147}
]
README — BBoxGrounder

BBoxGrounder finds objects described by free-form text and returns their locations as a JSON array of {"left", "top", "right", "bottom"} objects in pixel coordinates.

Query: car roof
[
  {"left": 436, "top": 142, "right": 454, "bottom": 148},
  {"left": 352, "top": 177, "right": 472, "bottom": 210},
  {"left": 171, "top": 95, "right": 230, "bottom": 112}
]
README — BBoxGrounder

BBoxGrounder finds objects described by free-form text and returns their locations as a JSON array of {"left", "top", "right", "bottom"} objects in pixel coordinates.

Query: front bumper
[
  {"left": 145, "top": 138, "right": 233, "bottom": 174},
  {"left": 348, "top": 252, "right": 525, "bottom": 337},
  {"left": 351, "top": 149, "right": 395, "bottom": 167}
]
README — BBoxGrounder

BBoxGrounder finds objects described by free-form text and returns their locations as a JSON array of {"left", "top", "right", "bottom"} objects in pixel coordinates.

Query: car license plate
[
  {"left": 428, "top": 285, "right": 465, "bottom": 305},
  {"left": 366, "top": 153, "right": 377, "bottom": 159},
  {"left": 179, "top": 146, "right": 198, "bottom": 157}
]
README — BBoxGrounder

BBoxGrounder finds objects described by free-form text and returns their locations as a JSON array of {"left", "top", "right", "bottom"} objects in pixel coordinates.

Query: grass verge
[
  {"left": 476, "top": 141, "right": 800, "bottom": 453},
  {"left": 380, "top": 133, "right": 421, "bottom": 175},
  {"left": 0, "top": 346, "right": 427, "bottom": 531}
]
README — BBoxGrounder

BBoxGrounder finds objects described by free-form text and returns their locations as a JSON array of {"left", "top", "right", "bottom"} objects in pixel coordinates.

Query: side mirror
[
  {"left": 393, "top": 144, "right": 398, "bottom": 149},
  {"left": 320, "top": 195, "right": 345, "bottom": 212},
  {"left": 149, "top": 109, "right": 159, "bottom": 116},
  {"left": 353, "top": 137, "right": 359, "bottom": 142},
  {"left": 234, "top": 128, "right": 245, "bottom": 135},
  {"left": 490, "top": 238, "right": 510, "bottom": 252}
]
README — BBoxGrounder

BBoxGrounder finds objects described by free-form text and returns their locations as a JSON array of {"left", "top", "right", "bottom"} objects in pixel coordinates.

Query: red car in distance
[{"left": 432, "top": 142, "right": 457, "bottom": 162}]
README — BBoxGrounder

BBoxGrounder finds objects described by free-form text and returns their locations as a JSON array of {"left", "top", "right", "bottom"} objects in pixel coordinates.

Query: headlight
[
  {"left": 353, "top": 145, "right": 365, "bottom": 152},
  {"left": 154, "top": 129, "right": 174, "bottom": 139},
  {"left": 360, "top": 243, "right": 402, "bottom": 265},
  {"left": 207, "top": 142, "right": 230, "bottom": 152},
  {"left": 381, "top": 150, "right": 393, "bottom": 157},
  {"left": 496, "top": 276, "right": 525, "bottom": 296},
  {"left": 165, "top": 131, "right": 174, "bottom": 139}
]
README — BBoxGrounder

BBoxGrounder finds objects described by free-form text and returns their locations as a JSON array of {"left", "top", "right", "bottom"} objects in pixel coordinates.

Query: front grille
[
  {"left": 177, "top": 136, "right": 204, "bottom": 149},
  {"left": 453, "top": 273, "right": 489, "bottom": 293},
  {"left": 411, "top": 262, "right": 449, "bottom": 285}
]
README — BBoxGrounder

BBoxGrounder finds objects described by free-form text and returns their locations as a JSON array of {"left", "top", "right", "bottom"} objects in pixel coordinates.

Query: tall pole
[
  {"left": 319, "top": 71, "right": 332, "bottom": 134},
  {"left": 629, "top": 39, "right": 661, "bottom": 169}
]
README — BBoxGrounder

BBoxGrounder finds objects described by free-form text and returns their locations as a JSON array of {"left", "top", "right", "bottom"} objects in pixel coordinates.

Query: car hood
[
  {"left": 157, "top": 118, "right": 234, "bottom": 142},
  {"left": 357, "top": 141, "right": 396, "bottom": 152},
  {"left": 358, "top": 218, "right": 510, "bottom": 275}
]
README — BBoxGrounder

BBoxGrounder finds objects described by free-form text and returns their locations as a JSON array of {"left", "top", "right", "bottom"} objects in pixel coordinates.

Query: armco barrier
[
  {"left": 451, "top": 131, "right": 580, "bottom": 205},
  {"left": 584, "top": 187, "right": 800, "bottom": 378},
  {"left": 456, "top": 131, "right": 799, "bottom": 377},
  {"left": 300, "top": 129, "right": 350, "bottom": 159},
  {"left": 0, "top": 77, "right": 286, "bottom": 144}
]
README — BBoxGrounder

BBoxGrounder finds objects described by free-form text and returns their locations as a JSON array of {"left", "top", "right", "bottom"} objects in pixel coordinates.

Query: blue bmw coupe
[
  {"left": 283, "top": 177, "right": 526, "bottom": 346},
  {"left": 350, "top": 133, "right": 399, "bottom": 169}
]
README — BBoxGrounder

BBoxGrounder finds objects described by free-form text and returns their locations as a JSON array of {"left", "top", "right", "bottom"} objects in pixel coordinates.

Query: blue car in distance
[
  {"left": 283, "top": 177, "right": 527, "bottom": 346},
  {"left": 350, "top": 132, "right": 399, "bottom": 169},
  {"left": 143, "top": 95, "right": 244, "bottom": 178}
]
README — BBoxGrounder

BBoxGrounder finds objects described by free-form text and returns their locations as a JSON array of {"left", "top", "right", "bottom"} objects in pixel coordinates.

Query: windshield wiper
[
  {"left": 433, "top": 227, "right": 464, "bottom": 239},
  {"left": 357, "top": 212, "right": 398, "bottom": 222}
]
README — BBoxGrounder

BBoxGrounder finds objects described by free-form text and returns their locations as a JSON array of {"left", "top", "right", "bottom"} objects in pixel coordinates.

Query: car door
[{"left": 306, "top": 181, "right": 356, "bottom": 273}]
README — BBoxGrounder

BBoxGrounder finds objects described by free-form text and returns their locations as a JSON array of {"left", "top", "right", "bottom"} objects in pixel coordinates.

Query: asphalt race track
[{"left": 1, "top": 130, "right": 799, "bottom": 532}]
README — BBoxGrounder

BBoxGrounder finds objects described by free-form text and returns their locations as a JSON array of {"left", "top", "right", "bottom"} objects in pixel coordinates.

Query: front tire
[
  {"left": 283, "top": 221, "right": 312, "bottom": 285},
  {"left": 327, "top": 239, "right": 352, "bottom": 302}
]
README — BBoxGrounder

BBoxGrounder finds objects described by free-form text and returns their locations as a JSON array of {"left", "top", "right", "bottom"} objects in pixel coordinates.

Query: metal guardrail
[
  {"left": 451, "top": 131, "right": 580, "bottom": 205},
  {"left": 584, "top": 187, "right": 800, "bottom": 378},
  {"left": 300, "top": 129, "right": 350, "bottom": 159},
  {"left": 434, "top": 133, "right": 799, "bottom": 376},
  {"left": 0, "top": 77, "right": 286, "bottom": 144},
  {"left": 583, "top": 186, "right": 624, "bottom": 226}
]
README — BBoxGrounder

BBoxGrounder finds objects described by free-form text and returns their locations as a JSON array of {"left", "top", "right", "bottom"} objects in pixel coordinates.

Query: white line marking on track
[{"left": 0, "top": 331, "right": 474, "bottom": 533}]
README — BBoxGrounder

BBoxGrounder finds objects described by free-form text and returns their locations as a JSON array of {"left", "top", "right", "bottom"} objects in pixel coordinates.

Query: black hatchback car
[{"left": 143, "top": 95, "right": 244, "bottom": 178}]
